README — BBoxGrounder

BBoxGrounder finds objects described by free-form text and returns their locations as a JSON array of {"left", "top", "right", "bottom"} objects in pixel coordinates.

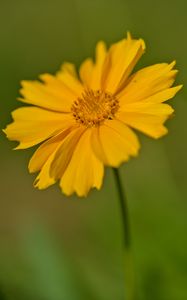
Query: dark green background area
[{"left": 0, "top": 1, "right": 187, "bottom": 299}]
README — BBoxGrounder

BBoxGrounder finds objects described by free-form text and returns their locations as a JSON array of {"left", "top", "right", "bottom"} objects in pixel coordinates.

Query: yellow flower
[{"left": 4, "top": 33, "right": 182, "bottom": 196}]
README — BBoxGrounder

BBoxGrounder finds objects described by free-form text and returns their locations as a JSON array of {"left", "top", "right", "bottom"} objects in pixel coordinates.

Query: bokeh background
[{"left": 0, "top": 0, "right": 187, "bottom": 299}]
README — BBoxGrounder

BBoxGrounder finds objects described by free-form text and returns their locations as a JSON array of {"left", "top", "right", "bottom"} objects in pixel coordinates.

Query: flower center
[{"left": 71, "top": 89, "right": 119, "bottom": 127}]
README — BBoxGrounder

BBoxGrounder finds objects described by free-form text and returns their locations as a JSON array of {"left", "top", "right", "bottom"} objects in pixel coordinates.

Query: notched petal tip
[
  {"left": 59, "top": 184, "right": 101, "bottom": 198},
  {"left": 2, "top": 126, "right": 19, "bottom": 150},
  {"left": 77, "top": 189, "right": 90, "bottom": 198},
  {"left": 169, "top": 60, "right": 176, "bottom": 68},
  {"left": 33, "top": 173, "right": 56, "bottom": 190},
  {"left": 20, "top": 79, "right": 35, "bottom": 90},
  {"left": 3, "top": 124, "right": 15, "bottom": 140},
  {"left": 166, "top": 60, "right": 180, "bottom": 77},
  {"left": 33, "top": 179, "right": 43, "bottom": 190},
  {"left": 33, "top": 177, "right": 44, "bottom": 190},
  {"left": 58, "top": 62, "right": 77, "bottom": 76},
  {"left": 39, "top": 73, "right": 52, "bottom": 82},
  {"left": 126, "top": 31, "right": 146, "bottom": 51},
  {"left": 19, "top": 80, "right": 35, "bottom": 98}
]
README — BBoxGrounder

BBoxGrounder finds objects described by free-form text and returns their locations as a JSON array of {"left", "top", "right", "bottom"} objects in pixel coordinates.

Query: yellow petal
[
  {"left": 61, "top": 62, "right": 78, "bottom": 77},
  {"left": 103, "top": 33, "right": 145, "bottom": 94},
  {"left": 117, "top": 61, "right": 182, "bottom": 139},
  {"left": 34, "top": 149, "right": 57, "bottom": 190},
  {"left": 4, "top": 107, "right": 74, "bottom": 149},
  {"left": 79, "top": 41, "right": 107, "bottom": 90},
  {"left": 50, "top": 127, "right": 85, "bottom": 180},
  {"left": 91, "top": 41, "right": 107, "bottom": 90},
  {"left": 120, "top": 102, "right": 174, "bottom": 115},
  {"left": 140, "top": 85, "right": 182, "bottom": 104},
  {"left": 117, "top": 109, "right": 171, "bottom": 139},
  {"left": 79, "top": 58, "right": 94, "bottom": 87},
  {"left": 91, "top": 126, "right": 107, "bottom": 164},
  {"left": 57, "top": 62, "right": 83, "bottom": 96},
  {"left": 92, "top": 119, "right": 140, "bottom": 167},
  {"left": 60, "top": 129, "right": 104, "bottom": 197},
  {"left": 119, "top": 62, "right": 178, "bottom": 106},
  {"left": 40, "top": 73, "right": 80, "bottom": 105},
  {"left": 32, "top": 127, "right": 79, "bottom": 190},
  {"left": 19, "top": 77, "right": 75, "bottom": 112},
  {"left": 29, "top": 127, "right": 73, "bottom": 173}
]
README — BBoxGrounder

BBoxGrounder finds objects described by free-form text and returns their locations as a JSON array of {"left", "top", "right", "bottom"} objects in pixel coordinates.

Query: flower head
[{"left": 4, "top": 33, "right": 182, "bottom": 196}]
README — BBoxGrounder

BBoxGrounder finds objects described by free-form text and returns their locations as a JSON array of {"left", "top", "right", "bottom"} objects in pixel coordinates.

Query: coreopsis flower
[{"left": 4, "top": 33, "right": 182, "bottom": 196}]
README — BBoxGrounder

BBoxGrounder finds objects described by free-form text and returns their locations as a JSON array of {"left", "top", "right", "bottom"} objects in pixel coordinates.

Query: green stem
[{"left": 113, "top": 168, "right": 135, "bottom": 300}]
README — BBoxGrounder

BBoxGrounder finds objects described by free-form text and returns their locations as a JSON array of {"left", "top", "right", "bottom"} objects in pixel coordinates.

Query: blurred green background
[{"left": 0, "top": 0, "right": 187, "bottom": 299}]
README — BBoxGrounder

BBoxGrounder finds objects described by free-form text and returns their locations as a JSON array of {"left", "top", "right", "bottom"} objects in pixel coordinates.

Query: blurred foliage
[{"left": 0, "top": 0, "right": 187, "bottom": 299}]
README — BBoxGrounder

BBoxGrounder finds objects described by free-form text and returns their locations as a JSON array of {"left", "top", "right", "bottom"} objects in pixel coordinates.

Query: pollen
[{"left": 71, "top": 89, "right": 119, "bottom": 127}]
